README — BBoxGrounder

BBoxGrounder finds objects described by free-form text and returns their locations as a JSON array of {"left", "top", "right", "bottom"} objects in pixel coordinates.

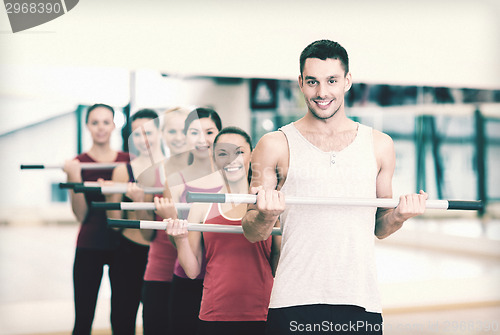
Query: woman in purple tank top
[{"left": 157, "top": 108, "right": 224, "bottom": 335}]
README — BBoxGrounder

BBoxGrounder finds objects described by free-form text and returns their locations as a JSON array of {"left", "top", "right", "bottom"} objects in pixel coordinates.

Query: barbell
[
  {"left": 108, "top": 218, "right": 282, "bottom": 235},
  {"left": 21, "top": 163, "right": 124, "bottom": 170},
  {"left": 92, "top": 201, "right": 191, "bottom": 211},
  {"left": 186, "top": 192, "right": 483, "bottom": 210},
  {"left": 73, "top": 184, "right": 164, "bottom": 194},
  {"left": 85, "top": 191, "right": 483, "bottom": 211},
  {"left": 59, "top": 182, "right": 100, "bottom": 189}
]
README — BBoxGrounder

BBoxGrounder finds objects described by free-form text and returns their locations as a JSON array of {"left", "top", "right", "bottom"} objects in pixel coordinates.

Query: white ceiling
[{"left": 0, "top": 0, "right": 499, "bottom": 88}]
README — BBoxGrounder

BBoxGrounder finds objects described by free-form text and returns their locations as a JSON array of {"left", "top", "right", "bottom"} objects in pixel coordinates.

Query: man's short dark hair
[{"left": 300, "top": 40, "right": 349, "bottom": 76}]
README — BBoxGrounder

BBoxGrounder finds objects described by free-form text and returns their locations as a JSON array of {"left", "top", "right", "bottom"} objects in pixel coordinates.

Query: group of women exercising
[{"left": 64, "top": 103, "right": 279, "bottom": 335}]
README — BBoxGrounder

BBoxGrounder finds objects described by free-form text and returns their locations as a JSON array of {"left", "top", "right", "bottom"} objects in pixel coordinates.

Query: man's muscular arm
[
  {"left": 374, "top": 131, "right": 427, "bottom": 239},
  {"left": 242, "top": 132, "right": 287, "bottom": 243}
]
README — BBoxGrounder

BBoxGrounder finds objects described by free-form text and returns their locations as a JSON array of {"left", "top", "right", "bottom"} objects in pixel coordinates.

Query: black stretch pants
[
  {"left": 142, "top": 280, "right": 172, "bottom": 335},
  {"left": 197, "top": 320, "right": 266, "bottom": 335},
  {"left": 266, "top": 304, "right": 383, "bottom": 335},
  {"left": 72, "top": 237, "right": 149, "bottom": 335},
  {"left": 169, "top": 275, "right": 204, "bottom": 335}
]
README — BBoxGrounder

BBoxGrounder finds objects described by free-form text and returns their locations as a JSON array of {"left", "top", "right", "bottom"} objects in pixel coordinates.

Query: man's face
[{"left": 299, "top": 58, "right": 352, "bottom": 120}]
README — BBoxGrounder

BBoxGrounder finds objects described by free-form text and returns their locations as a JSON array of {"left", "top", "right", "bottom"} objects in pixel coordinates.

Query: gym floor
[{"left": 1, "top": 216, "right": 499, "bottom": 335}]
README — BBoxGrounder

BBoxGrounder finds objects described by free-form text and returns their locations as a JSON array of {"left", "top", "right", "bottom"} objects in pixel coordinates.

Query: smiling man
[{"left": 242, "top": 40, "right": 428, "bottom": 334}]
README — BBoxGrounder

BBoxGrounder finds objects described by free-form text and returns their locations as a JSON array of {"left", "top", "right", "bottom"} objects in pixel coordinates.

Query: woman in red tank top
[
  {"left": 140, "top": 107, "right": 192, "bottom": 335},
  {"left": 156, "top": 127, "right": 281, "bottom": 335},
  {"left": 63, "top": 104, "right": 144, "bottom": 334}
]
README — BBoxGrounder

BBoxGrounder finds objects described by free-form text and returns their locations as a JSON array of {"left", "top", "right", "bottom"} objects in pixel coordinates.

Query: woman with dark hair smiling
[
  {"left": 156, "top": 127, "right": 278, "bottom": 335},
  {"left": 64, "top": 103, "right": 138, "bottom": 335},
  {"left": 149, "top": 107, "right": 223, "bottom": 335}
]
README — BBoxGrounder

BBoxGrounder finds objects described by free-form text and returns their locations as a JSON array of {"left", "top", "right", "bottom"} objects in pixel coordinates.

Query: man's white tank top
[{"left": 270, "top": 122, "right": 382, "bottom": 313}]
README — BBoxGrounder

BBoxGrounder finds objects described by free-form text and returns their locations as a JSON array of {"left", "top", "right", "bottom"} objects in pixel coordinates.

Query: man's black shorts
[{"left": 266, "top": 304, "right": 383, "bottom": 334}]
